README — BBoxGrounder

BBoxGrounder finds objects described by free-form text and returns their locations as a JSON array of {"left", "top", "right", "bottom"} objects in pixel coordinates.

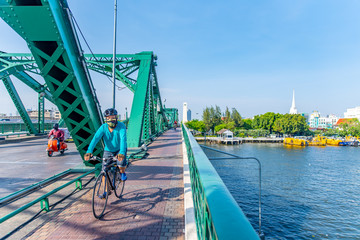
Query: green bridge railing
[
  {"left": 182, "top": 124, "right": 259, "bottom": 240},
  {"left": 0, "top": 122, "right": 54, "bottom": 134}
]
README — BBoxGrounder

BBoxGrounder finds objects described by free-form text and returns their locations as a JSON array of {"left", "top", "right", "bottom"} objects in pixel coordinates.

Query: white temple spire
[{"left": 289, "top": 90, "right": 298, "bottom": 114}]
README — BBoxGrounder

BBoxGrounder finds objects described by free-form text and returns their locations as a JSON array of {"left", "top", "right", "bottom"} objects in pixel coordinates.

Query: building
[
  {"left": 344, "top": 106, "right": 360, "bottom": 121},
  {"left": 183, "top": 102, "right": 191, "bottom": 123},
  {"left": 27, "top": 109, "right": 61, "bottom": 120},
  {"left": 289, "top": 90, "right": 298, "bottom": 114},
  {"left": 308, "top": 111, "right": 339, "bottom": 129},
  {"left": 217, "top": 129, "right": 234, "bottom": 140},
  {"left": 335, "top": 118, "right": 358, "bottom": 129},
  {"left": 309, "top": 111, "right": 320, "bottom": 128}
]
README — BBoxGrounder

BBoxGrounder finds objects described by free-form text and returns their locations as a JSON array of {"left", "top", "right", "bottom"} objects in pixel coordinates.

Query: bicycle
[{"left": 91, "top": 156, "right": 126, "bottom": 219}]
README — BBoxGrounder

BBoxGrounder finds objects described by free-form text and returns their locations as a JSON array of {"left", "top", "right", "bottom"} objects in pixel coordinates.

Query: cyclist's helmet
[
  {"left": 53, "top": 123, "right": 59, "bottom": 130},
  {"left": 104, "top": 108, "right": 118, "bottom": 117}
]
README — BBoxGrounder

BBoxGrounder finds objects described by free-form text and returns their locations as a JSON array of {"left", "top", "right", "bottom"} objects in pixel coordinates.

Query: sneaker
[
  {"left": 121, "top": 173, "right": 127, "bottom": 181},
  {"left": 99, "top": 191, "right": 112, "bottom": 199}
]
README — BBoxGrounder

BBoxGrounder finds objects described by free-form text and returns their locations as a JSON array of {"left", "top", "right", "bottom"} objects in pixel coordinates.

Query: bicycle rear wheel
[
  {"left": 114, "top": 168, "right": 125, "bottom": 198},
  {"left": 92, "top": 172, "right": 108, "bottom": 219}
]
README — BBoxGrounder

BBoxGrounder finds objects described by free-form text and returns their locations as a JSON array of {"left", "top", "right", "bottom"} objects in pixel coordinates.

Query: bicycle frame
[{"left": 100, "top": 159, "right": 118, "bottom": 190}]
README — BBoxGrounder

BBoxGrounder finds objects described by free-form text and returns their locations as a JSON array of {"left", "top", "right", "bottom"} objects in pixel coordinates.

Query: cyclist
[
  {"left": 84, "top": 108, "right": 128, "bottom": 182},
  {"left": 48, "top": 123, "right": 64, "bottom": 151},
  {"left": 173, "top": 120, "right": 177, "bottom": 130}
]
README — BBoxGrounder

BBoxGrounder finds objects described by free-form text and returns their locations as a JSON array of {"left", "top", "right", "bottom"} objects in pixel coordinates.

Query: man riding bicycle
[{"left": 84, "top": 108, "right": 128, "bottom": 181}]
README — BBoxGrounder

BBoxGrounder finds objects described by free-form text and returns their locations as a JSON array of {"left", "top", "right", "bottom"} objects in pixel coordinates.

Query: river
[{"left": 203, "top": 143, "right": 360, "bottom": 240}]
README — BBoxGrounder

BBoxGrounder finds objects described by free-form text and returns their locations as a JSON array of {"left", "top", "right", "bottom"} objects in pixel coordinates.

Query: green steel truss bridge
[{"left": 0, "top": 0, "right": 178, "bottom": 165}]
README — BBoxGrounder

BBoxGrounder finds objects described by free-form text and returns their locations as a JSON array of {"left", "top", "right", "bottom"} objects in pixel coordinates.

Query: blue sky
[{"left": 1, "top": 0, "right": 360, "bottom": 119}]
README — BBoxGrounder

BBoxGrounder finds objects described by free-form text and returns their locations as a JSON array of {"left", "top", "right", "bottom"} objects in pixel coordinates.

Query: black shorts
[{"left": 103, "top": 150, "right": 127, "bottom": 167}]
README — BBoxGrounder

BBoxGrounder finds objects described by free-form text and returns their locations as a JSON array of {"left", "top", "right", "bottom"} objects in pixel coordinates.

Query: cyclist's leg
[
  {"left": 102, "top": 151, "right": 113, "bottom": 192},
  {"left": 114, "top": 150, "right": 127, "bottom": 181},
  {"left": 116, "top": 151, "right": 127, "bottom": 173}
]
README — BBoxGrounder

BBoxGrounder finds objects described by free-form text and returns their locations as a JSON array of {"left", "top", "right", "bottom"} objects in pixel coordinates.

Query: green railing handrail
[
  {"left": 0, "top": 122, "right": 54, "bottom": 134},
  {"left": 182, "top": 124, "right": 259, "bottom": 240},
  {"left": 0, "top": 168, "right": 95, "bottom": 224}
]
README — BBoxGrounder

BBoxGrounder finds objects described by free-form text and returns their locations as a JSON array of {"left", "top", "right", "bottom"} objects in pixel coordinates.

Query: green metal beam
[
  {"left": 0, "top": 0, "right": 104, "bottom": 165},
  {"left": 1, "top": 51, "right": 177, "bottom": 148},
  {"left": 1, "top": 77, "right": 38, "bottom": 134},
  {"left": 127, "top": 52, "right": 153, "bottom": 148}
]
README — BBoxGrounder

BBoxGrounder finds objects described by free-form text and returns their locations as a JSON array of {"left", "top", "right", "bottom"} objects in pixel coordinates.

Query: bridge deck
[{"left": 5, "top": 129, "right": 185, "bottom": 240}]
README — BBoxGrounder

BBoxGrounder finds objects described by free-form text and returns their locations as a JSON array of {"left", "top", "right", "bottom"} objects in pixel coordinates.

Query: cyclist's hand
[
  {"left": 117, "top": 154, "right": 125, "bottom": 161},
  {"left": 84, "top": 153, "right": 93, "bottom": 161}
]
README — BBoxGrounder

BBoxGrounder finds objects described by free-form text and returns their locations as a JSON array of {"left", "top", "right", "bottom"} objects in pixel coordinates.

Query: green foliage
[
  {"left": 234, "top": 129, "right": 269, "bottom": 137},
  {"left": 201, "top": 108, "right": 313, "bottom": 136},
  {"left": 224, "top": 107, "right": 231, "bottom": 123},
  {"left": 231, "top": 108, "right": 243, "bottom": 128},
  {"left": 202, "top": 105, "right": 221, "bottom": 132},
  {"left": 252, "top": 112, "right": 282, "bottom": 133},
  {"left": 214, "top": 121, "right": 236, "bottom": 133},
  {"left": 202, "top": 107, "right": 211, "bottom": 131},
  {"left": 185, "top": 119, "right": 206, "bottom": 132},
  {"left": 273, "top": 114, "right": 309, "bottom": 135},
  {"left": 214, "top": 123, "right": 227, "bottom": 133},
  {"left": 323, "top": 128, "right": 340, "bottom": 137},
  {"left": 338, "top": 119, "right": 360, "bottom": 137},
  {"left": 242, "top": 119, "right": 253, "bottom": 130}
]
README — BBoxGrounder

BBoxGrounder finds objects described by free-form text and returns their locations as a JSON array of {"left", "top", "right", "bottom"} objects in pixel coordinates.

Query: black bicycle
[{"left": 91, "top": 156, "right": 125, "bottom": 219}]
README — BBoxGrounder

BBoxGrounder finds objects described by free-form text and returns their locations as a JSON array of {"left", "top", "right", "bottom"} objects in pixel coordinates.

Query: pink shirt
[{"left": 48, "top": 129, "right": 64, "bottom": 140}]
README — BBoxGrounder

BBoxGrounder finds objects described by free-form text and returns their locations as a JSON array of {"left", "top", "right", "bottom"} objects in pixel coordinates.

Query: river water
[{"left": 203, "top": 143, "right": 360, "bottom": 240}]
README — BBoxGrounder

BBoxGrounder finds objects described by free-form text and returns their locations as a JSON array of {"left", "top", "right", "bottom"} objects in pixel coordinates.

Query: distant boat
[
  {"left": 326, "top": 138, "right": 342, "bottom": 146},
  {"left": 338, "top": 141, "right": 358, "bottom": 147},
  {"left": 308, "top": 136, "right": 327, "bottom": 146},
  {"left": 284, "top": 137, "right": 308, "bottom": 146}
]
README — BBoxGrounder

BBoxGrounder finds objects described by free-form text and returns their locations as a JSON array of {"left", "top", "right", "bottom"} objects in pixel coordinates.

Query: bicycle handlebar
[{"left": 89, "top": 156, "right": 117, "bottom": 167}]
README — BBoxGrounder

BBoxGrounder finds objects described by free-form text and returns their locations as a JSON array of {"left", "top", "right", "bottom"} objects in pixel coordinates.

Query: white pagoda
[{"left": 289, "top": 90, "right": 298, "bottom": 114}]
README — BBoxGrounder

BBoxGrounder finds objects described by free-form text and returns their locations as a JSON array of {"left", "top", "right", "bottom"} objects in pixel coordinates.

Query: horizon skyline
[{"left": 0, "top": 92, "right": 357, "bottom": 120}]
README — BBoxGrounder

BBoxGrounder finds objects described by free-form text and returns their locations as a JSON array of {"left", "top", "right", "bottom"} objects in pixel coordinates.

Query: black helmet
[
  {"left": 53, "top": 123, "right": 59, "bottom": 130},
  {"left": 104, "top": 108, "right": 118, "bottom": 117}
]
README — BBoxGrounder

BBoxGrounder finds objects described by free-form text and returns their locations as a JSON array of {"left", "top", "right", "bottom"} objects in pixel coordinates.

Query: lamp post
[
  {"left": 38, "top": 90, "right": 45, "bottom": 134},
  {"left": 112, "top": 0, "right": 118, "bottom": 108}
]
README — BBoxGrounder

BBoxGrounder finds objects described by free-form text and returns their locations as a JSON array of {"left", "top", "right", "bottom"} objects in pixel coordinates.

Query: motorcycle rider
[
  {"left": 84, "top": 108, "right": 128, "bottom": 181},
  {"left": 48, "top": 123, "right": 64, "bottom": 151}
]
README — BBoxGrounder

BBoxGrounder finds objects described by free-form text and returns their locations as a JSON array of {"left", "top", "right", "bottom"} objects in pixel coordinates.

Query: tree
[
  {"left": 202, "top": 106, "right": 222, "bottom": 133},
  {"left": 339, "top": 118, "right": 360, "bottom": 137},
  {"left": 202, "top": 107, "right": 211, "bottom": 131},
  {"left": 252, "top": 112, "right": 281, "bottom": 133},
  {"left": 242, "top": 119, "right": 253, "bottom": 130},
  {"left": 185, "top": 119, "right": 206, "bottom": 132},
  {"left": 224, "top": 107, "right": 231, "bottom": 123},
  {"left": 231, "top": 108, "right": 243, "bottom": 128},
  {"left": 214, "top": 123, "right": 227, "bottom": 133},
  {"left": 273, "top": 114, "right": 309, "bottom": 135}
]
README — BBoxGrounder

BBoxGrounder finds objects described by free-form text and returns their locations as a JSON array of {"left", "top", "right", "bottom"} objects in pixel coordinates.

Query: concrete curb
[
  {"left": 182, "top": 130, "right": 198, "bottom": 240},
  {"left": 0, "top": 135, "right": 47, "bottom": 145}
]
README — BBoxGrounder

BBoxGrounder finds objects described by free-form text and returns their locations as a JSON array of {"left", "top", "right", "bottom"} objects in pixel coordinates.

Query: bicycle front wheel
[
  {"left": 114, "top": 168, "right": 125, "bottom": 198},
  {"left": 92, "top": 172, "right": 108, "bottom": 219}
]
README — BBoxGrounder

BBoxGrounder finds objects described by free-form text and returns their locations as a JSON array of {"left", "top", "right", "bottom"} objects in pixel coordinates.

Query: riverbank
[{"left": 195, "top": 136, "right": 284, "bottom": 144}]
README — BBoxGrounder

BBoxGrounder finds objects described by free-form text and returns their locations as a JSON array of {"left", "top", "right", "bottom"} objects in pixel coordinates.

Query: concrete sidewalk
[{"left": 22, "top": 129, "right": 184, "bottom": 240}]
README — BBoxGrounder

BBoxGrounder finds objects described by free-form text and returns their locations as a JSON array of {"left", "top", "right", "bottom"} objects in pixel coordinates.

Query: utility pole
[{"left": 112, "top": 0, "right": 118, "bottom": 108}]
